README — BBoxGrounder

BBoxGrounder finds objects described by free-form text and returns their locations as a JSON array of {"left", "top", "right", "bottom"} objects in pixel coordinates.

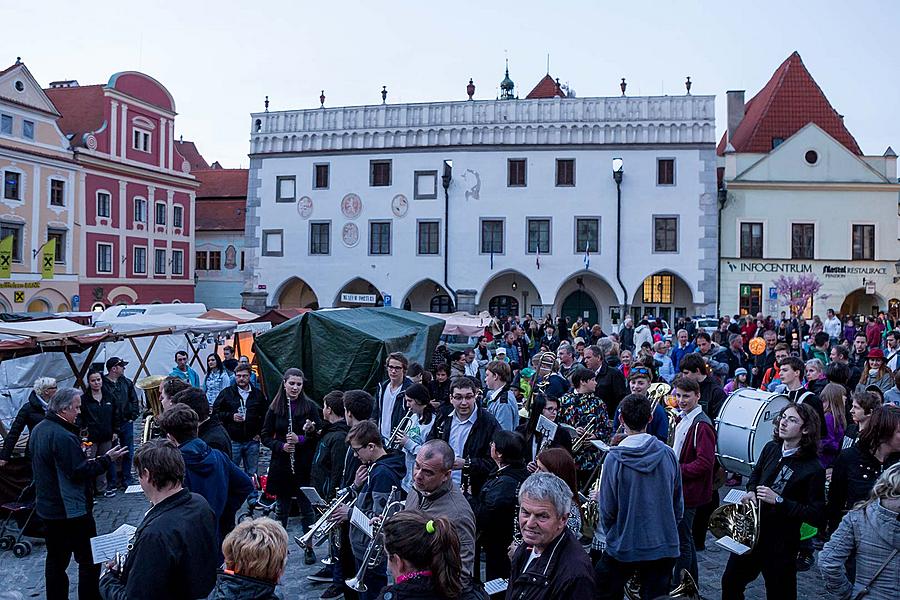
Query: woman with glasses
[
  {"left": 0, "top": 376, "right": 57, "bottom": 467},
  {"left": 516, "top": 392, "right": 573, "bottom": 468}
]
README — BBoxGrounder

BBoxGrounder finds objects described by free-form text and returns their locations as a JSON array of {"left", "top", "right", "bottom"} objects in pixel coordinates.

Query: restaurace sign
[{"left": 727, "top": 261, "right": 888, "bottom": 278}]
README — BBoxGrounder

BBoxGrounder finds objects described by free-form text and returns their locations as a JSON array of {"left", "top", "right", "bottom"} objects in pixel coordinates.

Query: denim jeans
[
  {"left": 231, "top": 440, "right": 260, "bottom": 501},
  {"left": 675, "top": 507, "right": 698, "bottom": 584},
  {"left": 116, "top": 420, "right": 134, "bottom": 486}
]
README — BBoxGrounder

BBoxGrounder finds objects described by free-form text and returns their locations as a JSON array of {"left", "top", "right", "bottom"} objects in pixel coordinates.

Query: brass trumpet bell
[
  {"left": 136, "top": 375, "right": 167, "bottom": 444},
  {"left": 624, "top": 568, "right": 701, "bottom": 600},
  {"left": 709, "top": 500, "right": 761, "bottom": 551}
]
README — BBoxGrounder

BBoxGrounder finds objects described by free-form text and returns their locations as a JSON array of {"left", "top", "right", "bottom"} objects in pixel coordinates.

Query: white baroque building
[{"left": 242, "top": 73, "right": 718, "bottom": 328}]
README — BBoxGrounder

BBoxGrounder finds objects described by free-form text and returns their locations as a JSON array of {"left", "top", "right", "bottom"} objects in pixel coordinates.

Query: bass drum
[{"left": 715, "top": 389, "right": 789, "bottom": 477}]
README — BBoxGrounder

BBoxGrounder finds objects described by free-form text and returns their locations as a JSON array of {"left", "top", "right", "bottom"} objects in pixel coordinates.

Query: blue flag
[{"left": 583, "top": 241, "right": 590, "bottom": 269}]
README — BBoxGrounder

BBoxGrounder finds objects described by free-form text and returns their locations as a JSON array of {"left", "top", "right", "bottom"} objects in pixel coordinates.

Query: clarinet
[
  {"left": 286, "top": 402, "right": 295, "bottom": 475},
  {"left": 512, "top": 483, "right": 523, "bottom": 547},
  {"left": 461, "top": 458, "right": 472, "bottom": 496}
]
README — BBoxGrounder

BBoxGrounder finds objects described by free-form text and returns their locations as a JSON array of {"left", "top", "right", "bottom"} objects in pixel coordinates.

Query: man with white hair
[{"left": 0, "top": 377, "right": 57, "bottom": 467}]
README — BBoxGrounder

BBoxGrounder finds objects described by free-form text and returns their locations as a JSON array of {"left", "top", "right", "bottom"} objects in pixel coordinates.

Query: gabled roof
[
  {"left": 174, "top": 140, "right": 210, "bottom": 171},
  {"left": 526, "top": 74, "right": 566, "bottom": 99},
  {"left": 44, "top": 85, "right": 106, "bottom": 144},
  {"left": 195, "top": 198, "right": 245, "bottom": 231},
  {"left": 194, "top": 168, "right": 248, "bottom": 199},
  {"left": 0, "top": 62, "right": 61, "bottom": 117},
  {"left": 718, "top": 52, "right": 861, "bottom": 156}
]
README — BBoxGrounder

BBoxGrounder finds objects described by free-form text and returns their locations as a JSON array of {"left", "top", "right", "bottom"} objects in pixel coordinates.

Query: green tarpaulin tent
[{"left": 253, "top": 307, "right": 444, "bottom": 402}]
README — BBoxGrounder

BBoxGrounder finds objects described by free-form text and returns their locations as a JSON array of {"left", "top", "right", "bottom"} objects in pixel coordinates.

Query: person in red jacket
[{"left": 670, "top": 375, "right": 717, "bottom": 585}]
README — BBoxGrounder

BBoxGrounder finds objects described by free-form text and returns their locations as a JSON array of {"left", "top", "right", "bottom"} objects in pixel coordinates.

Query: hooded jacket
[
  {"left": 599, "top": 433, "right": 682, "bottom": 562},
  {"left": 0, "top": 391, "right": 46, "bottom": 460},
  {"left": 199, "top": 418, "right": 233, "bottom": 457},
  {"left": 102, "top": 374, "right": 140, "bottom": 422},
  {"left": 633, "top": 324, "right": 653, "bottom": 351},
  {"left": 311, "top": 419, "right": 349, "bottom": 499},
  {"left": 349, "top": 450, "right": 406, "bottom": 561},
  {"left": 208, "top": 571, "right": 281, "bottom": 600}
]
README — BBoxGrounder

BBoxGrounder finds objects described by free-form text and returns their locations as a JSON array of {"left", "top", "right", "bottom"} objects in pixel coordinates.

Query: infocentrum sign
[{"left": 726, "top": 261, "right": 889, "bottom": 277}]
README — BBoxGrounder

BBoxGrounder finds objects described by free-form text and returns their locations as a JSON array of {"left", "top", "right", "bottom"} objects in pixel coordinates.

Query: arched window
[
  {"left": 489, "top": 295, "right": 519, "bottom": 317},
  {"left": 430, "top": 294, "right": 453, "bottom": 313}
]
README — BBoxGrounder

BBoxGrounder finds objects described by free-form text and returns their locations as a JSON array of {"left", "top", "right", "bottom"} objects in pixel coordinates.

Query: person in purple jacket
[{"left": 819, "top": 383, "right": 847, "bottom": 468}]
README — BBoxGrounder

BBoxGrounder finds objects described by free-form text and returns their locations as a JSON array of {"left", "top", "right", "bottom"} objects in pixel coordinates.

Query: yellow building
[{"left": 0, "top": 60, "right": 80, "bottom": 312}]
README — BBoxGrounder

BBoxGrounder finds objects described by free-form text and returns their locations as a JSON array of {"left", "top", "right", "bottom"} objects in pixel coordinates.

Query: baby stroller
[
  {"left": 0, "top": 482, "right": 44, "bottom": 558},
  {"left": 237, "top": 473, "right": 278, "bottom": 522}
]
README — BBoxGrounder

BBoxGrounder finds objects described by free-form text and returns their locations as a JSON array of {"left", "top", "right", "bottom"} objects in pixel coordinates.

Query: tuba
[
  {"left": 136, "top": 375, "right": 166, "bottom": 444},
  {"left": 625, "top": 569, "right": 701, "bottom": 600},
  {"left": 708, "top": 499, "right": 762, "bottom": 551}
]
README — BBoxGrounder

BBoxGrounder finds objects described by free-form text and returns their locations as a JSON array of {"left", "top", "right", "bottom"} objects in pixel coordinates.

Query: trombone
[{"left": 345, "top": 486, "right": 406, "bottom": 592}]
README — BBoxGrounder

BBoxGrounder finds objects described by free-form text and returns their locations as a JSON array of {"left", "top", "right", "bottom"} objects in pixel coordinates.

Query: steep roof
[
  {"left": 526, "top": 74, "right": 566, "bottom": 99},
  {"left": 195, "top": 198, "right": 245, "bottom": 231},
  {"left": 174, "top": 140, "right": 210, "bottom": 171},
  {"left": 194, "top": 168, "right": 248, "bottom": 199},
  {"left": 44, "top": 84, "right": 106, "bottom": 143},
  {"left": 718, "top": 52, "right": 861, "bottom": 156}
]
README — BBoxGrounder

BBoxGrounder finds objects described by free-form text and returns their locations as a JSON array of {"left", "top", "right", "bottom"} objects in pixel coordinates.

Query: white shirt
[
  {"left": 464, "top": 360, "right": 479, "bottom": 379},
  {"left": 380, "top": 382, "right": 402, "bottom": 440},
  {"left": 448, "top": 409, "right": 478, "bottom": 487},
  {"left": 823, "top": 316, "right": 842, "bottom": 339},
  {"left": 237, "top": 385, "right": 251, "bottom": 404},
  {"left": 672, "top": 405, "right": 703, "bottom": 460}
]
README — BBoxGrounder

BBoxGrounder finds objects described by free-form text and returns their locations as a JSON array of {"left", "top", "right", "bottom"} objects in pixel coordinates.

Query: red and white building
[{"left": 45, "top": 72, "right": 197, "bottom": 310}]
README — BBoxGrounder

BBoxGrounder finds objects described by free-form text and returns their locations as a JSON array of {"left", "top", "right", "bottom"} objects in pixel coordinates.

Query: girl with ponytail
[{"left": 377, "top": 510, "right": 462, "bottom": 600}]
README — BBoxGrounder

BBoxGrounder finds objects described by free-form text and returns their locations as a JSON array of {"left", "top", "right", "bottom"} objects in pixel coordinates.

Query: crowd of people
[{"left": 1, "top": 308, "right": 900, "bottom": 600}]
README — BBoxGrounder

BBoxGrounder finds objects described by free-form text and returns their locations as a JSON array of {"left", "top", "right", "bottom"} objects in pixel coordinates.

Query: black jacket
[
  {"left": 200, "top": 418, "right": 234, "bottom": 458},
  {"left": 826, "top": 445, "right": 900, "bottom": 532},
  {"left": 0, "top": 391, "right": 46, "bottom": 460},
  {"left": 506, "top": 528, "right": 596, "bottom": 600},
  {"left": 100, "top": 489, "right": 218, "bottom": 600},
  {"left": 619, "top": 326, "right": 635, "bottom": 352},
  {"left": 376, "top": 575, "right": 448, "bottom": 600},
  {"left": 751, "top": 350, "right": 778, "bottom": 388},
  {"left": 719, "top": 347, "right": 750, "bottom": 379},
  {"left": 376, "top": 377, "right": 414, "bottom": 437},
  {"left": 212, "top": 385, "right": 267, "bottom": 443},
  {"left": 472, "top": 463, "right": 529, "bottom": 581},
  {"left": 783, "top": 388, "right": 827, "bottom": 435},
  {"left": 698, "top": 377, "right": 727, "bottom": 420},
  {"left": 80, "top": 389, "right": 118, "bottom": 443},
  {"left": 102, "top": 375, "right": 140, "bottom": 422},
  {"left": 208, "top": 571, "right": 281, "bottom": 600},
  {"left": 516, "top": 423, "right": 573, "bottom": 463},
  {"left": 260, "top": 397, "right": 323, "bottom": 497},
  {"left": 746, "top": 441, "right": 826, "bottom": 555},
  {"left": 594, "top": 363, "right": 628, "bottom": 417},
  {"left": 30, "top": 412, "right": 111, "bottom": 520},
  {"left": 428, "top": 407, "right": 501, "bottom": 497},
  {"left": 311, "top": 420, "right": 349, "bottom": 499}
]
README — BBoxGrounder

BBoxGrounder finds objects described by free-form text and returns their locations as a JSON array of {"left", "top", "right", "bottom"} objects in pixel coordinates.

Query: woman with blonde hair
[
  {"left": 210, "top": 517, "right": 287, "bottom": 599},
  {"left": 820, "top": 383, "right": 847, "bottom": 468}
]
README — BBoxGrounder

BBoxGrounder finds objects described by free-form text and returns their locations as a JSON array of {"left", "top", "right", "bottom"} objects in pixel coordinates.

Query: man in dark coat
[
  {"left": 212, "top": 364, "right": 266, "bottom": 500},
  {"left": 100, "top": 439, "right": 218, "bottom": 600},
  {"left": 375, "top": 352, "right": 414, "bottom": 443},
  {"left": 0, "top": 378, "right": 56, "bottom": 465},
  {"left": 584, "top": 344, "right": 627, "bottom": 417},
  {"left": 311, "top": 391, "right": 350, "bottom": 499},
  {"left": 102, "top": 357, "right": 140, "bottom": 489},
  {"left": 174, "top": 387, "right": 232, "bottom": 457}
]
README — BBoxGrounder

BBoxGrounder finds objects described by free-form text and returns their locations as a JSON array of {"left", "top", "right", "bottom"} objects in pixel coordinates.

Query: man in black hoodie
[
  {"left": 100, "top": 439, "right": 218, "bottom": 600},
  {"left": 174, "top": 387, "right": 232, "bottom": 457},
  {"left": 212, "top": 363, "right": 266, "bottom": 501}
]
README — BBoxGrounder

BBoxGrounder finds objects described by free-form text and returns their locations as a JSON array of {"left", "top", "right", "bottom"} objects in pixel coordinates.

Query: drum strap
[{"left": 794, "top": 391, "right": 813, "bottom": 406}]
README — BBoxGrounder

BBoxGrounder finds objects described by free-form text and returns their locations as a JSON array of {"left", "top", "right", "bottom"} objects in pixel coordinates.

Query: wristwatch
[{"left": 775, "top": 495, "right": 784, "bottom": 504}]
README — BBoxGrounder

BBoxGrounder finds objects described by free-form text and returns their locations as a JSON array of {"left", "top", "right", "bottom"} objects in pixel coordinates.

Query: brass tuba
[
  {"left": 708, "top": 499, "right": 762, "bottom": 551},
  {"left": 625, "top": 569, "right": 701, "bottom": 600},
  {"left": 136, "top": 375, "right": 166, "bottom": 444}
]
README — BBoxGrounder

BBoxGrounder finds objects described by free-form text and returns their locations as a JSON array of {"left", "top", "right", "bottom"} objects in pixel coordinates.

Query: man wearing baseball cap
[{"left": 102, "top": 357, "right": 140, "bottom": 489}]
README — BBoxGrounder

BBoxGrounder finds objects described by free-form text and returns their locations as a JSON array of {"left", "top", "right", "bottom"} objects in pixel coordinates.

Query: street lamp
[
  {"left": 613, "top": 158, "right": 627, "bottom": 319},
  {"left": 442, "top": 160, "right": 455, "bottom": 309}
]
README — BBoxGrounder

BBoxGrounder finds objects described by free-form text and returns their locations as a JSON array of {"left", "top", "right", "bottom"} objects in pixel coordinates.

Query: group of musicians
[{"left": 6, "top": 330, "right": 900, "bottom": 600}]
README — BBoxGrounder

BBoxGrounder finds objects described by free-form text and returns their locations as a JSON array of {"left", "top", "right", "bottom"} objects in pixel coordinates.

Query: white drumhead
[{"left": 716, "top": 389, "right": 789, "bottom": 477}]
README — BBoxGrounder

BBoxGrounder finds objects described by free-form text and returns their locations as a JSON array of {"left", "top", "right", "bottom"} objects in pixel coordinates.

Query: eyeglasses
[
  {"left": 451, "top": 394, "right": 476, "bottom": 401},
  {"left": 386, "top": 364, "right": 405, "bottom": 371},
  {"left": 350, "top": 444, "right": 368, "bottom": 456},
  {"left": 543, "top": 406, "right": 558, "bottom": 414}
]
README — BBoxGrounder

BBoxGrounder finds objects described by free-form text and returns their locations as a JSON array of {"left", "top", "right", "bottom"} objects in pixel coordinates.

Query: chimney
[{"left": 726, "top": 90, "right": 745, "bottom": 143}]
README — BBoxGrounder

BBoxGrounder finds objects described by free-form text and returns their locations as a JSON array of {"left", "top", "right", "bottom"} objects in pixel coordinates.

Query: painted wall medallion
[
  {"left": 342, "top": 222, "right": 360, "bottom": 247},
  {"left": 341, "top": 193, "right": 362, "bottom": 219},
  {"left": 297, "top": 196, "right": 313, "bottom": 219},
  {"left": 391, "top": 194, "right": 408, "bottom": 217}
]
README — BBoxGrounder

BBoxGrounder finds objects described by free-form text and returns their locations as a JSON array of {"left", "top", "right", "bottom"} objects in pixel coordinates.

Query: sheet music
[
  {"left": 124, "top": 484, "right": 143, "bottom": 494},
  {"left": 590, "top": 439, "right": 610, "bottom": 453},
  {"left": 300, "top": 486, "right": 326, "bottom": 506},
  {"left": 536, "top": 415, "right": 558, "bottom": 442},
  {"left": 484, "top": 578, "right": 509, "bottom": 595},
  {"left": 350, "top": 506, "right": 373, "bottom": 538},
  {"left": 90, "top": 523, "right": 137, "bottom": 564},
  {"left": 722, "top": 488, "right": 746, "bottom": 504},
  {"left": 715, "top": 535, "right": 750, "bottom": 555}
]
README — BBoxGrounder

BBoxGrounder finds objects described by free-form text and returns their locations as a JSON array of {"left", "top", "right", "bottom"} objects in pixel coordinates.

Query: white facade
[
  {"left": 243, "top": 92, "right": 718, "bottom": 327},
  {"left": 720, "top": 123, "right": 900, "bottom": 317}
]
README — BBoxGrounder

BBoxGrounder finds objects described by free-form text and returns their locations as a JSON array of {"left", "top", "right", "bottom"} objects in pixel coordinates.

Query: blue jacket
[
  {"left": 613, "top": 403, "right": 669, "bottom": 444},
  {"left": 670, "top": 342, "right": 696, "bottom": 372},
  {"left": 169, "top": 365, "right": 201, "bottom": 387},
  {"left": 600, "top": 433, "right": 682, "bottom": 562}
]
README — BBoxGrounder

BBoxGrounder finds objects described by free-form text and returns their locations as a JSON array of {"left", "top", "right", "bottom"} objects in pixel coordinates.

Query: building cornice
[
  {"left": 726, "top": 181, "right": 900, "bottom": 192},
  {"left": 75, "top": 151, "right": 200, "bottom": 188}
]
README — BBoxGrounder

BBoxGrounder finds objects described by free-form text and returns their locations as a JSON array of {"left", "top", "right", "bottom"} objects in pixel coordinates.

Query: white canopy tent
[{"left": 421, "top": 311, "right": 495, "bottom": 337}]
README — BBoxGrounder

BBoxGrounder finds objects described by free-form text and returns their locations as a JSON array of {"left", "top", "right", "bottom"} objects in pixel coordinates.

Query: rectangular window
[
  {"left": 262, "top": 230, "right": 283, "bottom": 257},
  {"left": 195, "top": 251, "right": 208, "bottom": 271},
  {"left": 657, "top": 158, "right": 675, "bottom": 185},
  {"left": 171, "top": 250, "right": 183, "bottom": 275},
  {"left": 97, "top": 243, "right": 113, "bottom": 273},
  {"left": 276, "top": 176, "right": 295, "bottom": 202},
  {"left": 173, "top": 205, "right": 183, "bottom": 228},
  {"left": 417, "top": 221, "right": 440, "bottom": 255},
  {"left": 643, "top": 274, "right": 674, "bottom": 304},
  {"left": 313, "top": 164, "right": 329, "bottom": 189},
  {"left": 414, "top": 170, "right": 438, "bottom": 199},
  {"left": 654, "top": 216, "right": 678, "bottom": 252},
  {"left": 47, "top": 229, "right": 66, "bottom": 263},
  {"left": 739, "top": 284, "right": 763, "bottom": 316},
  {"left": 155, "top": 202, "right": 167, "bottom": 225},
  {"left": 154, "top": 248, "right": 166, "bottom": 274},
  {"left": 4, "top": 171, "right": 21, "bottom": 200},
  {"left": 370, "top": 160, "right": 392, "bottom": 186},
  {"left": 852, "top": 224, "right": 876, "bottom": 260},
  {"left": 97, "top": 192, "right": 111, "bottom": 218},
  {"left": 791, "top": 223, "right": 815, "bottom": 259},
  {"left": 369, "top": 221, "right": 392, "bottom": 255},
  {"left": 575, "top": 218, "right": 599, "bottom": 253},
  {"left": 134, "top": 198, "right": 147, "bottom": 223},
  {"left": 132, "top": 128, "right": 151, "bottom": 152},
  {"left": 556, "top": 159, "right": 575, "bottom": 186},
  {"left": 133, "top": 247, "right": 147, "bottom": 274},
  {"left": 0, "top": 114, "right": 11, "bottom": 135},
  {"left": 23, "top": 120, "right": 34, "bottom": 140},
  {"left": 310, "top": 222, "right": 330, "bottom": 255},
  {"left": 508, "top": 159, "right": 526, "bottom": 187},
  {"left": 50, "top": 180, "right": 65, "bottom": 206},
  {"left": 208, "top": 251, "right": 221, "bottom": 270},
  {"left": 0, "top": 223, "right": 23, "bottom": 262},
  {"left": 480, "top": 219, "right": 504, "bottom": 254},
  {"left": 527, "top": 218, "right": 550, "bottom": 254},
  {"left": 740, "top": 222, "right": 764, "bottom": 258}
]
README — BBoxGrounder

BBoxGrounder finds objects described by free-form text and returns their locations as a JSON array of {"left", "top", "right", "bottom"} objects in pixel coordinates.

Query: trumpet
[
  {"left": 572, "top": 416, "right": 599, "bottom": 453},
  {"left": 387, "top": 410, "right": 413, "bottom": 450},
  {"left": 345, "top": 486, "right": 406, "bottom": 593},
  {"left": 294, "top": 487, "right": 354, "bottom": 549}
]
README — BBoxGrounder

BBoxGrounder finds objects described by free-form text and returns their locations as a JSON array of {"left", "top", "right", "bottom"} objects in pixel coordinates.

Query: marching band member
[
  {"left": 483, "top": 360, "right": 519, "bottom": 432},
  {"left": 558, "top": 366, "right": 612, "bottom": 485},
  {"left": 397, "top": 383, "right": 436, "bottom": 494},
  {"left": 610, "top": 366, "right": 668, "bottom": 444},
  {"left": 517, "top": 393, "right": 573, "bottom": 467},
  {"left": 377, "top": 353, "right": 414, "bottom": 441}
]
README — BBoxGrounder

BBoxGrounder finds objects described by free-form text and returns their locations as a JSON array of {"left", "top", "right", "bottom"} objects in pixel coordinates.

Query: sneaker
[
  {"left": 319, "top": 583, "right": 344, "bottom": 600},
  {"left": 103, "top": 490, "right": 117, "bottom": 498},
  {"left": 307, "top": 566, "right": 332, "bottom": 583},
  {"left": 796, "top": 550, "right": 815, "bottom": 572},
  {"left": 304, "top": 546, "right": 317, "bottom": 565}
]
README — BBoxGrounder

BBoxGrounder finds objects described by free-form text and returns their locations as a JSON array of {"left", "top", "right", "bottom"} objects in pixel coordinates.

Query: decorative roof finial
[
  {"left": 381, "top": 85, "right": 387, "bottom": 104},
  {"left": 15, "top": 57, "right": 21, "bottom": 64},
  {"left": 320, "top": 90, "right": 325, "bottom": 108},
  {"left": 264, "top": 95, "right": 269, "bottom": 112},
  {"left": 500, "top": 59, "right": 515, "bottom": 100},
  {"left": 467, "top": 78, "right": 475, "bottom": 101},
  {"left": 620, "top": 78, "right": 627, "bottom": 96},
  {"left": 685, "top": 76, "right": 692, "bottom": 95}
]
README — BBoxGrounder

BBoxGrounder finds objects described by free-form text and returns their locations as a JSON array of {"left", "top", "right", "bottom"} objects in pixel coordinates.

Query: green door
[{"left": 562, "top": 290, "right": 598, "bottom": 327}]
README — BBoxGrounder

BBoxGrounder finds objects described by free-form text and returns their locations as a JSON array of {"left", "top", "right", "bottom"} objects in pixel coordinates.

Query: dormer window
[{"left": 133, "top": 128, "right": 151, "bottom": 153}]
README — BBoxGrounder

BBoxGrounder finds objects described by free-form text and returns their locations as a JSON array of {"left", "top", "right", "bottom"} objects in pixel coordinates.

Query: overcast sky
[{"left": 8, "top": 0, "right": 899, "bottom": 168}]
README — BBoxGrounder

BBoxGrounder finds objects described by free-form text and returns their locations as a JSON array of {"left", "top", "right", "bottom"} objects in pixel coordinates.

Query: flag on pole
[
  {"left": 0, "top": 235, "right": 12, "bottom": 279},
  {"left": 490, "top": 246, "right": 494, "bottom": 270},
  {"left": 42, "top": 239, "right": 56, "bottom": 279},
  {"left": 535, "top": 244, "right": 541, "bottom": 270},
  {"left": 583, "top": 241, "right": 590, "bottom": 270}
]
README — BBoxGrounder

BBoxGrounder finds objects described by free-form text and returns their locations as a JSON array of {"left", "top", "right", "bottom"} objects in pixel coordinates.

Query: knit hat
[{"left": 734, "top": 367, "right": 748, "bottom": 377}]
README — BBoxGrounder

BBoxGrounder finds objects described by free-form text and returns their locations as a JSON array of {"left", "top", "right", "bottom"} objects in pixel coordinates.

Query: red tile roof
[
  {"left": 194, "top": 169, "right": 248, "bottom": 199},
  {"left": 174, "top": 140, "right": 210, "bottom": 171},
  {"left": 196, "top": 198, "right": 245, "bottom": 231},
  {"left": 43, "top": 85, "right": 106, "bottom": 145},
  {"left": 718, "top": 52, "right": 861, "bottom": 156},
  {"left": 526, "top": 74, "right": 566, "bottom": 99}
]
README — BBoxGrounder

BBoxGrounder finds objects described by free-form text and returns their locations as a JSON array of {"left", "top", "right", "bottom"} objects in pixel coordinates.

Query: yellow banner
[
  {"left": 0, "top": 235, "right": 12, "bottom": 279},
  {"left": 41, "top": 239, "right": 55, "bottom": 280}
]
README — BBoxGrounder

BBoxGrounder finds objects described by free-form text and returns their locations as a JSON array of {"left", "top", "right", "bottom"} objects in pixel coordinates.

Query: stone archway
[
  {"left": 630, "top": 270, "right": 695, "bottom": 325},
  {"left": 478, "top": 270, "right": 541, "bottom": 317},
  {"left": 276, "top": 276, "right": 320, "bottom": 309},
  {"left": 402, "top": 279, "right": 455, "bottom": 313},
  {"left": 840, "top": 288, "right": 885, "bottom": 317},
  {"left": 333, "top": 277, "right": 383, "bottom": 308},
  {"left": 553, "top": 272, "right": 619, "bottom": 329}
]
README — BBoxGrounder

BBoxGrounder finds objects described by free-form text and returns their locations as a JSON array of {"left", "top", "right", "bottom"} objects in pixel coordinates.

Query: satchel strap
[{"left": 853, "top": 548, "right": 898, "bottom": 600}]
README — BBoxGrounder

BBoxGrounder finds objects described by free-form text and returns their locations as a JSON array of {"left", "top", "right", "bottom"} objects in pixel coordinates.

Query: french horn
[
  {"left": 708, "top": 499, "right": 762, "bottom": 551},
  {"left": 625, "top": 568, "right": 701, "bottom": 600}
]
